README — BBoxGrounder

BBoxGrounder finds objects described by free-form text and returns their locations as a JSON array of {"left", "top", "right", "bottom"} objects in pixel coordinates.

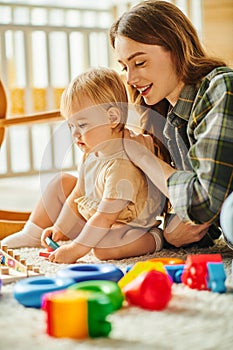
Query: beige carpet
[{"left": 1, "top": 238, "right": 233, "bottom": 350}]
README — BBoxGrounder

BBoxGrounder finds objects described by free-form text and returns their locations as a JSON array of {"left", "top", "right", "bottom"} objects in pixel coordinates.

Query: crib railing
[
  {"left": 0, "top": 1, "right": 116, "bottom": 178},
  {"left": 0, "top": 0, "right": 202, "bottom": 178}
]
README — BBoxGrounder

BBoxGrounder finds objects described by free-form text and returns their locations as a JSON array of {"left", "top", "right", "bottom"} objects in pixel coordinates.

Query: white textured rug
[{"left": 1, "top": 239, "right": 233, "bottom": 350}]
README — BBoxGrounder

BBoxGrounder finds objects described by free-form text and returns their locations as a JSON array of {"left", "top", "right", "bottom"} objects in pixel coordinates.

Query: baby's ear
[{"left": 107, "top": 107, "right": 121, "bottom": 128}]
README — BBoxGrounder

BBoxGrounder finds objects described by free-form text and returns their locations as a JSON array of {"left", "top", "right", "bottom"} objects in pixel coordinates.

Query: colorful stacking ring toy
[
  {"left": 149, "top": 257, "right": 185, "bottom": 265},
  {"left": 56, "top": 263, "right": 124, "bottom": 283},
  {"left": 14, "top": 276, "right": 75, "bottom": 308},
  {"left": 69, "top": 280, "right": 124, "bottom": 311}
]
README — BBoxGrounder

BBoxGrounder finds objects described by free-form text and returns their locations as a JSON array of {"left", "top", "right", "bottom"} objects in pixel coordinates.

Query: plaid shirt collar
[{"left": 169, "top": 84, "right": 199, "bottom": 123}]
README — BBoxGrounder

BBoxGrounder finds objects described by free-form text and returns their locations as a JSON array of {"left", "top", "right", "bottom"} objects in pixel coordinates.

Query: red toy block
[
  {"left": 39, "top": 251, "right": 51, "bottom": 259},
  {"left": 181, "top": 254, "right": 222, "bottom": 290},
  {"left": 122, "top": 270, "right": 172, "bottom": 311}
]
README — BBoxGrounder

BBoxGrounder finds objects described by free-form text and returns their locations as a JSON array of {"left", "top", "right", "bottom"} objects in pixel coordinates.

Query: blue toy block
[
  {"left": 207, "top": 262, "right": 226, "bottom": 293},
  {"left": 165, "top": 264, "right": 185, "bottom": 283},
  {"left": 45, "top": 237, "right": 60, "bottom": 250}
]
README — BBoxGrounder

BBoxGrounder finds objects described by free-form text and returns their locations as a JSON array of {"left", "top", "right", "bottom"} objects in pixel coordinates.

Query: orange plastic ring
[{"left": 148, "top": 257, "right": 185, "bottom": 265}]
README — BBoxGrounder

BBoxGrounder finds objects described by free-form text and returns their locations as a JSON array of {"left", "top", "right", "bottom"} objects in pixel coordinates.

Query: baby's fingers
[{"left": 48, "top": 251, "right": 56, "bottom": 262}]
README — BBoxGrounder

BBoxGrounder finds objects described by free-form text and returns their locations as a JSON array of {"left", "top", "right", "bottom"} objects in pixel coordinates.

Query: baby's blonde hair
[{"left": 60, "top": 67, "right": 128, "bottom": 130}]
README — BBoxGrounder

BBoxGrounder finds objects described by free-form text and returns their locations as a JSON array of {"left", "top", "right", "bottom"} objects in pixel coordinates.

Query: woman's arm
[
  {"left": 168, "top": 71, "right": 233, "bottom": 224},
  {"left": 123, "top": 129, "right": 211, "bottom": 247},
  {"left": 123, "top": 129, "right": 176, "bottom": 197}
]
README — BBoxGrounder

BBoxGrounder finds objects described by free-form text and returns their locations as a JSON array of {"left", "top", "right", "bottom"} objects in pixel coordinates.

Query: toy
[
  {"left": 149, "top": 257, "right": 185, "bottom": 265},
  {"left": 39, "top": 251, "right": 51, "bottom": 259},
  {"left": 165, "top": 264, "right": 185, "bottom": 283},
  {"left": 39, "top": 238, "right": 59, "bottom": 259},
  {"left": 182, "top": 254, "right": 222, "bottom": 290},
  {"left": 122, "top": 270, "right": 172, "bottom": 310},
  {"left": 0, "top": 244, "right": 44, "bottom": 285},
  {"left": 57, "top": 263, "right": 124, "bottom": 283},
  {"left": 42, "top": 289, "right": 113, "bottom": 339},
  {"left": 125, "top": 258, "right": 184, "bottom": 275},
  {"left": 69, "top": 280, "right": 124, "bottom": 311},
  {"left": 13, "top": 263, "right": 124, "bottom": 308},
  {"left": 207, "top": 262, "right": 226, "bottom": 293},
  {"left": 13, "top": 276, "right": 76, "bottom": 307},
  {"left": 118, "top": 261, "right": 166, "bottom": 289},
  {"left": 45, "top": 237, "right": 60, "bottom": 250}
]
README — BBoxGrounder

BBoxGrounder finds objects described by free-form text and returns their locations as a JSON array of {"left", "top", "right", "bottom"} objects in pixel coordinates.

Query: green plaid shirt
[{"left": 167, "top": 67, "right": 233, "bottom": 224}]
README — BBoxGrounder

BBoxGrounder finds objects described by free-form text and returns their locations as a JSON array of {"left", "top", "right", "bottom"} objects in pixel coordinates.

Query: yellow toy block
[
  {"left": 43, "top": 290, "right": 89, "bottom": 339},
  {"left": 118, "top": 261, "right": 166, "bottom": 289}
]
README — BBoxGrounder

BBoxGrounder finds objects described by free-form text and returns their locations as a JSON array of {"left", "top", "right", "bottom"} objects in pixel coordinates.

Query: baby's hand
[
  {"left": 41, "top": 227, "right": 54, "bottom": 248},
  {"left": 52, "top": 231, "right": 69, "bottom": 242},
  {"left": 41, "top": 226, "right": 67, "bottom": 249},
  {"left": 49, "top": 242, "right": 90, "bottom": 264}
]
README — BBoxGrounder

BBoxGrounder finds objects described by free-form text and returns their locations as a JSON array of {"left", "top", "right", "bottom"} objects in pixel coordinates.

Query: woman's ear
[{"left": 107, "top": 107, "right": 121, "bottom": 128}]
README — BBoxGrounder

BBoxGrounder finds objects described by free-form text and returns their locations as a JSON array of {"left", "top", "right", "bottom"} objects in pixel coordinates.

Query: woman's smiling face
[{"left": 115, "top": 35, "right": 184, "bottom": 106}]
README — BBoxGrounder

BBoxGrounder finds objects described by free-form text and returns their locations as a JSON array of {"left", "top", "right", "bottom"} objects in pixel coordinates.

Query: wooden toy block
[{"left": 0, "top": 244, "right": 44, "bottom": 285}]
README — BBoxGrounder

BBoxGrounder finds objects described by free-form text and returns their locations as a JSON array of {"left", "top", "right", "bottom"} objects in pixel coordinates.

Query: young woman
[
  {"left": 109, "top": 0, "right": 233, "bottom": 248},
  {"left": 2, "top": 67, "right": 164, "bottom": 263}
]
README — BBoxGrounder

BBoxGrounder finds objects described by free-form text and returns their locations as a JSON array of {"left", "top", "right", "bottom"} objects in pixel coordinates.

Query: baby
[{"left": 2, "top": 67, "right": 164, "bottom": 263}]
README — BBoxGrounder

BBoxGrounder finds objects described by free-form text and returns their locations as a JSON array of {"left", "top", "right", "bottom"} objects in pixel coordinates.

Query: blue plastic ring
[
  {"left": 56, "top": 263, "right": 124, "bottom": 283},
  {"left": 13, "top": 276, "right": 75, "bottom": 308}
]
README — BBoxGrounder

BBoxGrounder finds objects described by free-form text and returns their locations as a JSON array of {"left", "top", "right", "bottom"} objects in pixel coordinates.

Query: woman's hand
[
  {"left": 124, "top": 129, "right": 154, "bottom": 160},
  {"left": 41, "top": 226, "right": 68, "bottom": 249},
  {"left": 164, "top": 215, "right": 210, "bottom": 247},
  {"left": 123, "top": 128, "right": 175, "bottom": 197}
]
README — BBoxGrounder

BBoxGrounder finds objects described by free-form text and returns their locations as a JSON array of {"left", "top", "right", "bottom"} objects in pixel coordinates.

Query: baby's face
[{"left": 67, "top": 96, "right": 114, "bottom": 153}]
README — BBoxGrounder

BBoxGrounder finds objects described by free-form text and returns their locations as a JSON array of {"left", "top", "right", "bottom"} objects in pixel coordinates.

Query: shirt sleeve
[{"left": 168, "top": 70, "right": 233, "bottom": 224}]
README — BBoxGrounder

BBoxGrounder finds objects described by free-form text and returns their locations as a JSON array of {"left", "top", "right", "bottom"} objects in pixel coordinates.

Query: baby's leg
[
  {"left": 31, "top": 173, "right": 77, "bottom": 227},
  {"left": 93, "top": 226, "right": 163, "bottom": 260},
  {"left": 1, "top": 173, "right": 77, "bottom": 248}
]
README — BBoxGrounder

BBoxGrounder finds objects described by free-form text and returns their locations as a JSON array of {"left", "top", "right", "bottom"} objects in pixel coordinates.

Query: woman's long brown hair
[{"left": 110, "top": 0, "right": 226, "bottom": 85}]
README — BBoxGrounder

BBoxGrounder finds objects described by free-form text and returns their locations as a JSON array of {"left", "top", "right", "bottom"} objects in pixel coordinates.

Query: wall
[{"left": 202, "top": 0, "right": 233, "bottom": 67}]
